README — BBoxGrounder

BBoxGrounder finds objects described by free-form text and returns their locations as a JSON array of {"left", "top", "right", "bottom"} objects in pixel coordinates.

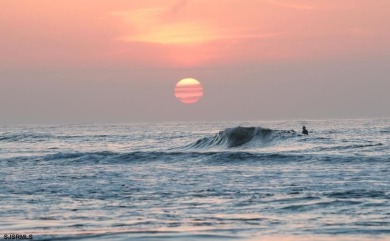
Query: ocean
[{"left": 1, "top": 119, "right": 389, "bottom": 241}]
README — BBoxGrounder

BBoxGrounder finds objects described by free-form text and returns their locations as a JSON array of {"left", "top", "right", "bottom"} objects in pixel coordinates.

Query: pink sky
[
  {"left": 2, "top": 0, "right": 389, "bottom": 69},
  {"left": 0, "top": 1, "right": 389, "bottom": 123}
]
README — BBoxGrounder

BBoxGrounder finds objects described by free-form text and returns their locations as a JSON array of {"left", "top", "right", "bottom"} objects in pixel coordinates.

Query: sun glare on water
[{"left": 174, "top": 78, "right": 204, "bottom": 104}]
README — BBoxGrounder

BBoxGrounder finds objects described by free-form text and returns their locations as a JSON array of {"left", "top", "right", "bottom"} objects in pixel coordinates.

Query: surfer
[{"left": 302, "top": 126, "right": 308, "bottom": 135}]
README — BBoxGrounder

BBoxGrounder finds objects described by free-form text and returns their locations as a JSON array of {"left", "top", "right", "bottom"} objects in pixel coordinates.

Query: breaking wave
[{"left": 185, "top": 126, "right": 300, "bottom": 149}]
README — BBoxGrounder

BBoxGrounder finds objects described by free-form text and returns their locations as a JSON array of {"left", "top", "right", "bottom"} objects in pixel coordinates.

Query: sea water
[{"left": 0, "top": 119, "right": 389, "bottom": 241}]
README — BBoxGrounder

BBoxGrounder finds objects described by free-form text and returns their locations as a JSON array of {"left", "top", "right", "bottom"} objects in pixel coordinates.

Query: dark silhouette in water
[{"left": 302, "top": 126, "right": 308, "bottom": 135}]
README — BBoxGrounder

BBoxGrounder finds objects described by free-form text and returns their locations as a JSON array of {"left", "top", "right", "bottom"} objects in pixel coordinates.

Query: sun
[{"left": 174, "top": 78, "right": 204, "bottom": 104}]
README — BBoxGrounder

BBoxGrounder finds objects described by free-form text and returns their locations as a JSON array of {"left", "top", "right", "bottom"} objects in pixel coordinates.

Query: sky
[{"left": 0, "top": 0, "right": 389, "bottom": 124}]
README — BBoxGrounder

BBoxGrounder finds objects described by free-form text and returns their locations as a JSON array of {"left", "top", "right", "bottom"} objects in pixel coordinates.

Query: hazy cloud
[
  {"left": 264, "top": 0, "right": 317, "bottom": 10},
  {"left": 160, "top": 0, "right": 188, "bottom": 22},
  {"left": 170, "top": 0, "right": 188, "bottom": 15}
]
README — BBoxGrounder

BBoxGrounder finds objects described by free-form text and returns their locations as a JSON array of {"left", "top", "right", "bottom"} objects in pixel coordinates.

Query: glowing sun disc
[{"left": 175, "top": 78, "right": 203, "bottom": 104}]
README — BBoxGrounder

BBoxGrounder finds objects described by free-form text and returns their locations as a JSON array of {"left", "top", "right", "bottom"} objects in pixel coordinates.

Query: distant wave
[
  {"left": 0, "top": 133, "right": 116, "bottom": 142},
  {"left": 313, "top": 143, "right": 384, "bottom": 152},
  {"left": 184, "top": 126, "right": 300, "bottom": 149},
  {"left": 0, "top": 133, "right": 54, "bottom": 142}
]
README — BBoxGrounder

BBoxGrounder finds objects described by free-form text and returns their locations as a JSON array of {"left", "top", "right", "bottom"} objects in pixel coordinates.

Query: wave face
[{"left": 187, "top": 126, "right": 299, "bottom": 148}]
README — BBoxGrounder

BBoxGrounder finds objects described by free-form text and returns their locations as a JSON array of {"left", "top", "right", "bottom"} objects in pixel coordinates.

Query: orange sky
[{"left": 1, "top": 0, "right": 390, "bottom": 69}]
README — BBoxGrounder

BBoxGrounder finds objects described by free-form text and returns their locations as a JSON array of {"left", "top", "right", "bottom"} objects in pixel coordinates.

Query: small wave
[
  {"left": 0, "top": 133, "right": 54, "bottom": 142},
  {"left": 0, "top": 133, "right": 123, "bottom": 142},
  {"left": 327, "top": 190, "right": 388, "bottom": 199},
  {"left": 2, "top": 151, "right": 309, "bottom": 165},
  {"left": 184, "top": 126, "right": 299, "bottom": 149},
  {"left": 44, "top": 151, "right": 280, "bottom": 163},
  {"left": 2, "top": 150, "right": 387, "bottom": 166},
  {"left": 313, "top": 143, "right": 384, "bottom": 152}
]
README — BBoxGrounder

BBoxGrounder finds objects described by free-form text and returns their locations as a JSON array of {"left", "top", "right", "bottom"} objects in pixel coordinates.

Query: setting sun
[{"left": 174, "top": 78, "right": 203, "bottom": 104}]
